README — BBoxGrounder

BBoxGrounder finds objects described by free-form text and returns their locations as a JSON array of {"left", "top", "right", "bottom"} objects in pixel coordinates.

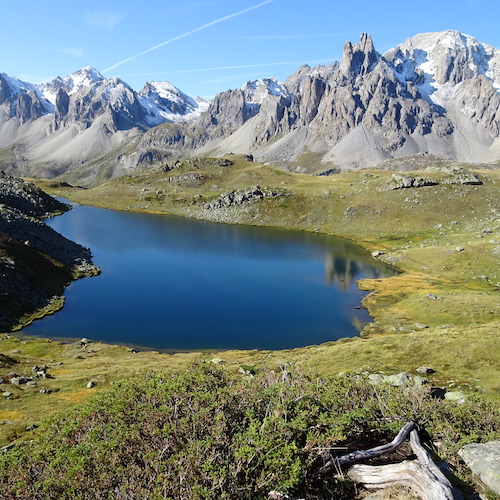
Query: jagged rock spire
[{"left": 341, "top": 33, "right": 379, "bottom": 77}]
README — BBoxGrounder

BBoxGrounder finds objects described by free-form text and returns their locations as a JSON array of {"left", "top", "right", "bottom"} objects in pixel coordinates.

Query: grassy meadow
[{"left": 0, "top": 155, "right": 498, "bottom": 497}]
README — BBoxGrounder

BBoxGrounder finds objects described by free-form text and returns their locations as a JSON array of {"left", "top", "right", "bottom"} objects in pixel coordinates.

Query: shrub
[{"left": 0, "top": 364, "right": 498, "bottom": 499}]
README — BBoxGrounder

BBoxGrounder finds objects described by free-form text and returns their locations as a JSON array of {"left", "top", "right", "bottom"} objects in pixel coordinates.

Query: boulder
[
  {"left": 10, "top": 376, "right": 32, "bottom": 385},
  {"left": 444, "top": 391, "right": 467, "bottom": 403},
  {"left": 416, "top": 366, "right": 436, "bottom": 374},
  {"left": 384, "top": 372, "right": 427, "bottom": 388},
  {"left": 382, "top": 174, "right": 438, "bottom": 191},
  {"left": 367, "top": 374, "right": 385, "bottom": 385},
  {"left": 458, "top": 441, "right": 500, "bottom": 496}
]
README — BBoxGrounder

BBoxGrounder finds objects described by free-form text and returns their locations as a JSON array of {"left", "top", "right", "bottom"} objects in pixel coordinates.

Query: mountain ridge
[{"left": 1, "top": 29, "right": 499, "bottom": 184}]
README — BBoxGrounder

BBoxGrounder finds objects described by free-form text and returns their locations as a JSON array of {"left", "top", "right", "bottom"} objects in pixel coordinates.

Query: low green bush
[{"left": 1, "top": 364, "right": 498, "bottom": 499}]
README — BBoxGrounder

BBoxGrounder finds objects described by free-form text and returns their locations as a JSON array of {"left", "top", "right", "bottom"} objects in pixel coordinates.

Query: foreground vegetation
[
  {"left": 0, "top": 155, "right": 498, "bottom": 497},
  {"left": 1, "top": 364, "right": 499, "bottom": 499}
]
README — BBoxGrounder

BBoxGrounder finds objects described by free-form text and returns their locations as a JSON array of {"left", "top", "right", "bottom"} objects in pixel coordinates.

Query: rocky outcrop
[
  {"left": 340, "top": 33, "right": 380, "bottom": 77},
  {"left": 167, "top": 173, "right": 203, "bottom": 183},
  {"left": 204, "top": 185, "right": 289, "bottom": 210},
  {"left": 382, "top": 174, "right": 438, "bottom": 190},
  {"left": 381, "top": 168, "right": 482, "bottom": 190},
  {"left": 0, "top": 172, "right": 68, "bottom": 216},
  {"left": 0, "top": 174, "right": 100, "bottom": 330},
  {"left": 441, "top": 167, "right": 483, "bottom": 185}
]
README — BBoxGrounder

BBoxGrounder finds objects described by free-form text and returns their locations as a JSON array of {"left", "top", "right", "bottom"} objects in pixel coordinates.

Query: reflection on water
[{"left": 22, "top": 202, "right": 397, "bottom": 351}]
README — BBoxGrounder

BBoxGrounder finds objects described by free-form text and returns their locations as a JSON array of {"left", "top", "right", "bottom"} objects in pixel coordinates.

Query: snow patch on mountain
[
  {"left": 385, "top": 30, "right": 500, "bottom": 106},
  {"left": 241, "top": 77, "right": 290, "bottom": 104},
  {"left": 138, "top": 81, "right": 209, "bottom": 126},
  {"left": 39, "top": 66, "right": 105, "bottom": 104}
]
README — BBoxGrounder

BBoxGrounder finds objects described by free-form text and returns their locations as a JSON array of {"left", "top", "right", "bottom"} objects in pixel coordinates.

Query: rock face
[
  {"left": 458, "top": 441, "right": 500, "bottom": 495},
  {"left": 51, "top": 77, "right": 148, "bottom": 133},
  {"left": 0, "top": 73, "right": 52, "bottom": 126},
  {"left": 0, "top": 31, "right": 500, "bottom": 181},
  {"left": 123, "top": 30, "right": 500, "bottom": 174},
  {"left": 0, "top": 174, "right": 100, "bottom": 330},
  {"left": 0, "top": 172, "right": 68, "bottom": 216}
]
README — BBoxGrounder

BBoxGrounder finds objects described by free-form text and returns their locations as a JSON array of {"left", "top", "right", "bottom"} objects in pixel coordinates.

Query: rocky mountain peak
[
  {"left": 1, "top": 30, "right": 500, "bottom": 180},
  {"left": 341, "top": 32, "right": 380, "bottom": 77},
  {"left": 240, "top": 77, "right": 290, "bottom": 104},
  {"left": 63, "top": 66, "right": 105, "bottom": 90},
  {"left": 386, "top": 30, "right": 500, "bottom": 89},
  {"left": 40, "top": 66, "right": 105, "bottom": 104}
]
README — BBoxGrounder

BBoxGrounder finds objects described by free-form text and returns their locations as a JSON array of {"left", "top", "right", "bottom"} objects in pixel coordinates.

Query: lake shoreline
[
  {"left": 19, "top": 200, "right": 392, "bottom": 350},
  {"left": 1, "top": 163, "right": 498, "bottom": 446},
  {"left": 30, "top": 163, "right": 500, "bottom": 352}
]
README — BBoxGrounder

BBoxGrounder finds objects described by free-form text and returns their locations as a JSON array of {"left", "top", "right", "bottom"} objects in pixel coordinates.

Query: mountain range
[{"left": 1, "top": 29, "right": 499, "bottom": 184}]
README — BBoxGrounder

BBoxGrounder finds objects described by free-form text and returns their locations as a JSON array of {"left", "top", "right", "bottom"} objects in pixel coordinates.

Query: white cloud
[
  {"left": 85, "top": 10, "right": 126, "bottom": 30},
  {"left": 59, "top": 47, "right": 84, "bottom": 58}
]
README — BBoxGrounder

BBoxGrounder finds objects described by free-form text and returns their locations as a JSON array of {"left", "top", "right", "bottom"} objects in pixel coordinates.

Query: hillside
[
  {"left": 0, "top": 173, "right": 100, "bottom": 331},
  {"left": 34, "top": 155, "right": 500, "bottom": 393}
]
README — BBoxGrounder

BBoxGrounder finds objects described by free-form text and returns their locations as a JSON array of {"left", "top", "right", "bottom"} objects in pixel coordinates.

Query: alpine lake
[{"left": 21, "top": 202, "right": 397, "bottom": 351}]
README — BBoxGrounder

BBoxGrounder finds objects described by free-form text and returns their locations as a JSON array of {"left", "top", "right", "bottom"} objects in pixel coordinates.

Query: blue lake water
[{"left": 21, "top": 203, "right": 396, "bottom": 351}]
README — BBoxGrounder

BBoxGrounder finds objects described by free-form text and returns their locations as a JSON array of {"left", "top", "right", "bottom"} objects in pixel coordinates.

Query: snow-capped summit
[
  {"left": 64, "top": 66, "right": 105, "bottom": 90},
  {"left": 385, "top": 30, "right": 500, "bottom": 103},
  {"left": 241, "top": 77, "right": 290, "bottom": 104},
  {"left": 138, "top": 81, "right": 209, "bottom": 126},
  {"left": 40, "top": 66, "right": 105, "bottom": 104}
]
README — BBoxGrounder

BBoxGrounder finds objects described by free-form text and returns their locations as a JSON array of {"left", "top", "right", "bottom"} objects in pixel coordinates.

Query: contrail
[
  {"left": 103, "top": 0, "right": 275, "bottom": 74},
  {"left": 119, "top": 59, "right": 333, "bottom": 78}
]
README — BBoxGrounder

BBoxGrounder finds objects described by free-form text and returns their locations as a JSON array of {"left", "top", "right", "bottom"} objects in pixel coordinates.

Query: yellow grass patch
[
  {"left": 55, "top": 389, "right": 96, "bottom": 404},
  {"left": 0, "top": 410, "right": 22, "bottom": 420}
]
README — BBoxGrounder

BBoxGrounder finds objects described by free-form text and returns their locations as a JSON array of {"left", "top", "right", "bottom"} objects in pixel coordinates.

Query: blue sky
[{"left": 1, "top": 0, "right": 499, "bottom": 99}]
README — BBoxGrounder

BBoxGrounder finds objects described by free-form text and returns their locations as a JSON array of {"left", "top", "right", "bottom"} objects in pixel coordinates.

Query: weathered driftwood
[
  {"left": 347, "top": 429, "right": 464, "bottom": 500},
  {"left": 319, "top": 421, "right": 416, "bottom": 474}
]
